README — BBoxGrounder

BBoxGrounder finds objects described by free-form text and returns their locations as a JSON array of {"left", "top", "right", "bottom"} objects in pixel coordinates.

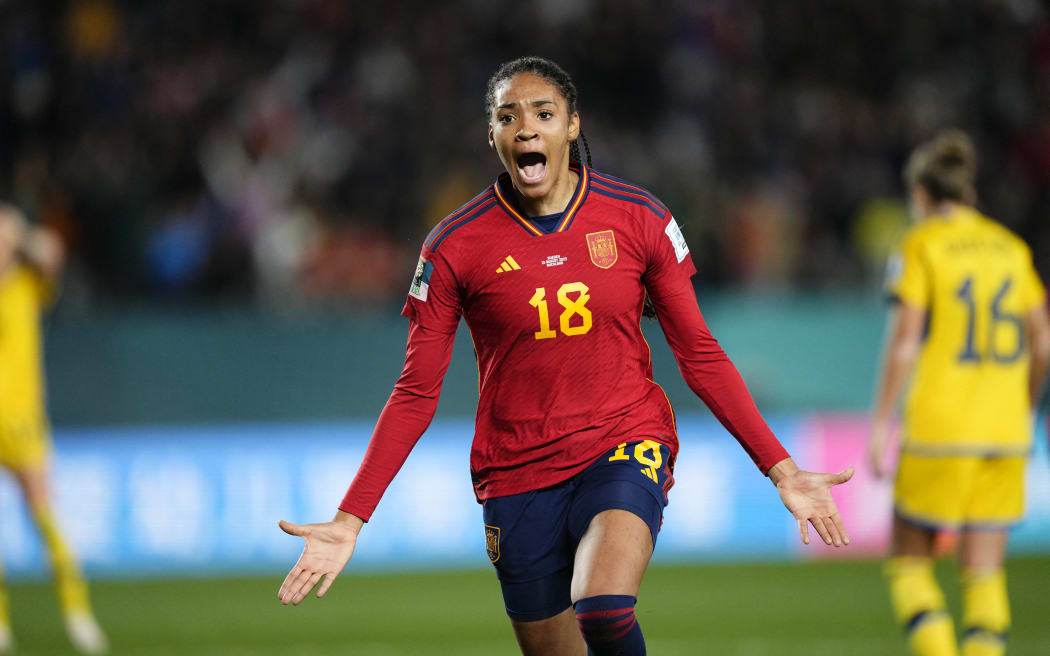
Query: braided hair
[{"left": 485, "top": 57, "right": 654, "bottom": 318}]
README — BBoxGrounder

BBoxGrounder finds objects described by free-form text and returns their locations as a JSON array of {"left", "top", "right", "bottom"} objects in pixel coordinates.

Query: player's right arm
[
  {"left": 868, "top": 301, "right": 926, "bottom": 478},
  {"left": 278, "top": 247, "right": 462, "bottom": 605},
  {"left": 869, "top": 232, "right": 929, "bottom": 478},
  {"left": 277, "top": 320, "right": 456, "bottom": 605}
]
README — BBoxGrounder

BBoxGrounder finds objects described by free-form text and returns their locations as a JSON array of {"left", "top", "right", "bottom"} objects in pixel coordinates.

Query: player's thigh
[
  {"left": 0, "top": 422, "right": 51, "bottom": 503},
  {"left": 571, "top": 508, "right": 652, "bottom": 602},
  {"left": 567, "top": 439, "right": 671, "bottom": 601},
  {"left": 959, "top": 529, "right": 1008, "bottom": 572},
  {"left": 483, "top": 485, "right": 577, "bottom": 623},
  {"left": 957, "top": 457, "right": 1023, "bottom": 572},
  {"left": 509, "top": 607, "right": 586, "bottom": 656},
  {"left": 894, "top": 453, "right": 975, "bottom": 530},
  {"left": 891, "top": 514, "right": 936, "bottom": 557},
  {"left": 964, "top": 457, "right": 1025, "bottom": 529}
]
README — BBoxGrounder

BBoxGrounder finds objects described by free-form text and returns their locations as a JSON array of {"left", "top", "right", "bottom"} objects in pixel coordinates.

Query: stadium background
[{"left": 2, "top": 1, "right": 1049, "bottom": 654}]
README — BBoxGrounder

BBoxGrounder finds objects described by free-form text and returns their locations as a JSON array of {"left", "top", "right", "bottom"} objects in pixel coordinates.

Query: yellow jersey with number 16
[{"left": 887, "top": 206, "right": 1046, "bottom": 455}]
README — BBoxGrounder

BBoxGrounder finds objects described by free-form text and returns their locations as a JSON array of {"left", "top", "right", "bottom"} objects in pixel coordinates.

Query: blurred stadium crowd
[{"left": 2, "top": 0, "right": 1048, "bottom": 307}]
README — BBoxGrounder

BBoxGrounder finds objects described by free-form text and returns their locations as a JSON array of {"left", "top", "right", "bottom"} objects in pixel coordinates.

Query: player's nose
[{"left": 515, "top": 115, "right": 538, "bottom": 141}]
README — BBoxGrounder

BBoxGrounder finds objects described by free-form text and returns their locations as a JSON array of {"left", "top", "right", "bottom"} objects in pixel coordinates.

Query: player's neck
[
  {"left": 924, "top": 201, "right": 968, "bottom": 219},
  {"left": 515, "top": 168, "right": 579, "bottom": 218}
]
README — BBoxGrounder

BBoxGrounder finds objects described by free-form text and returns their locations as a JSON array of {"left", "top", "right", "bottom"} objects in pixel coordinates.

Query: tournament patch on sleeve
[
  {"left": 664, "top": 217, "right": 689, "bottom": 263},
  {"left": 409, "top": 256, "right": 429, "bottom": 301}
]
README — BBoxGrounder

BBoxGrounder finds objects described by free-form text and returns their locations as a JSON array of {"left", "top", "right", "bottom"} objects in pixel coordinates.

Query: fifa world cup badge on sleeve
[
  {"left": 586, "top": 230, "right": 618, "bottom": 269},
  {"left": 484, "top": 525, "right": 501, "bottom": 563},
  {"left": 664, "top": 217, "right": 689, "bottom": 263},
  {"left": 409, "top": 257, "right": 429, "bottom": 301}
]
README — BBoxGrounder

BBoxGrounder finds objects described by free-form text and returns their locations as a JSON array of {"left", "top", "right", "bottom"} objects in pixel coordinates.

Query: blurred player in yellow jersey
[
  {"left": 869, "top": 132, "right": 1050, "bottom": 656},
  {"left": 0, "top": 203, "right": 107, "bottom": 654}
]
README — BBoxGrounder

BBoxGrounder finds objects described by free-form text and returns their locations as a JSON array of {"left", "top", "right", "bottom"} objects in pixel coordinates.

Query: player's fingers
[
  {"left": 831, "top": 512, "right": 850, "bottom": 546},
  {"left": 810, "top": 516, "right": 833, "bottom": 546},
  {"left": 822, "top": 515, "right": 843, "bottom": 547},
  {"left": 798, "top": 518, "right": 810, "bottom": 545},
  {"left": 279, "top": 519, "right": 306, "bottom": 537},
  {"left": 316, "top": 572, "right": 338, "bottom": 598},
  {"left": 281, "top": 567, "right": 312, "bottom": 605},
  {"left": 278, "top": 566, "right": 302, "bottom": 601},
  {"left": 829, "top": 466, "right": 855, "bottom": 486},
  {"left": 292, "top": 571, "right": 323, "bottom": 606}
]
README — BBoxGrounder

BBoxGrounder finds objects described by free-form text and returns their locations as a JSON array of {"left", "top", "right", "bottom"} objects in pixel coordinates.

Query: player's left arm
[
  {"left": 643, "top": 214, "right": 852, "bottom": 547},
  {"left": 650, "top": 281, "right": 854, "bottom": 547}
]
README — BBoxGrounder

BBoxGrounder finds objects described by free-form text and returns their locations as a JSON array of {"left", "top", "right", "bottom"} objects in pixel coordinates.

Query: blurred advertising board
[{"left": 2, "top": 414, "right": 1048, "bottom": 578}]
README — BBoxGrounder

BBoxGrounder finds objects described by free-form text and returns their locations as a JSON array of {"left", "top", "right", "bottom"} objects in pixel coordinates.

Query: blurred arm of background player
[
  {"left": 19, "top": 223, "right": 66, "bottom": 280},
  {"left": 1027, "top": 302, "right": 1050, "bottom": 446},
  {"left": 868, "top": 302, "right": 926, "bottom": 478}
]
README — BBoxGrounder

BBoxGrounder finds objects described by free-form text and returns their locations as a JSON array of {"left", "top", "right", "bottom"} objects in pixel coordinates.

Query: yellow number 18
[{"left": 529, "top": 282, "right": 592, "bottom": 340}]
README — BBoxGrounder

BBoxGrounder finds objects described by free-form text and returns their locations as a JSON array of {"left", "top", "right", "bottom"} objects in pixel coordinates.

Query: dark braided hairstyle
[
  {"left": 485, "top": 57, "right": 654, "bottom": 318},
  {"left": 485, "top": 56, "right": 592, "bottom": 167},
  {"left": 570, "top": 129, "right": 591, "bottom": 168}
]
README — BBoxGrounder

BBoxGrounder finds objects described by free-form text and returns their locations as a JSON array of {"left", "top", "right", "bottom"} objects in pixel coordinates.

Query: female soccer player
[
  {"left": 279, "top": 57, "right": 852, "bottom": 655},
  {"left": 869, "top": 131, "right": 1050, "bottom": 656},
  {"left": 0, "top": 203, "right": 108, "bottom": 655}
]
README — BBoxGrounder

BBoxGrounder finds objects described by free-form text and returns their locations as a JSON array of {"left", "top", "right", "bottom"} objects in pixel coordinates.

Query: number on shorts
[{"left": 609, "top": 440, "right": 663, "bottom": 481}]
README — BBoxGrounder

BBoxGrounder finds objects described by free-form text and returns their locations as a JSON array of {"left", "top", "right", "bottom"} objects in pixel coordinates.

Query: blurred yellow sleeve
[{"left": 886, "top": 230, "right": 929, "bottom": 308}]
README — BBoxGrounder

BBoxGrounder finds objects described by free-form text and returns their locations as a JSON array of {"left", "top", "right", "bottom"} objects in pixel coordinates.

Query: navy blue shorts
[{"left": 482, "top": 440, "right": 674, "bottom": 622}]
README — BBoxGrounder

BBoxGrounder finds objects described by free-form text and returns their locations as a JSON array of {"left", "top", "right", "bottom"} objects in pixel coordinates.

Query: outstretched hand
[
  {"left": 770, "top": 460, "right": 854, "bottom": 547},
  {"left": 277, "top": 512, "right": 363, "bottom": 605}
]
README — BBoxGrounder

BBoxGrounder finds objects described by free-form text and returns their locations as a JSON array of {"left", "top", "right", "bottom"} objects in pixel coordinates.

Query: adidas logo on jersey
[{"left": 496, "top": 256, "right": 521, "bottom": 273}]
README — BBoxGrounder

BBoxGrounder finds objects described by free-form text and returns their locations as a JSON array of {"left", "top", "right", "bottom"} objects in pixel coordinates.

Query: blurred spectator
[{"left": 1, "top": 0, "right": 1047, "bottom": 309}]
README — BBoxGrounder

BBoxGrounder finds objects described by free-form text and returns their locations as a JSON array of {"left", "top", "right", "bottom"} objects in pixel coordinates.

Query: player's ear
[
  {"left": 568, "top": 112, "right": 580, "bottom": 141},
  {"left": 487, "top": 123, "right": 495, "bottom": 149}
]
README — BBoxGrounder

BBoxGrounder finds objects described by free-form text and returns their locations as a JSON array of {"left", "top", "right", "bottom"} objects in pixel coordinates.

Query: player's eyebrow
[{"left": 497, "top": 99, "right": 556, "bottom": 110}]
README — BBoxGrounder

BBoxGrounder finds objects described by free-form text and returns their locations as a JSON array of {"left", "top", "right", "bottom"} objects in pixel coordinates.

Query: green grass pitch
[{"left": 6, "top": 557, "right": 1048, "bottom": 654}]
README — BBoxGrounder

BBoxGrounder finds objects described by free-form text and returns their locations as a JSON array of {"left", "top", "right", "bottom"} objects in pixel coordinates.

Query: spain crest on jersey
[
  {"left": 586, "top": 230, "right": 618, "bottom": 269},
  {"left": 484, "top": 525, "right": 500, "bottom": 562}
]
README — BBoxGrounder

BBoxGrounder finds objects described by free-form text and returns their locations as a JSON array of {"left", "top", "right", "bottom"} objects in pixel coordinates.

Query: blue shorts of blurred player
[{"left": 482, "top": 440, "right": 674, "bottom": 621}]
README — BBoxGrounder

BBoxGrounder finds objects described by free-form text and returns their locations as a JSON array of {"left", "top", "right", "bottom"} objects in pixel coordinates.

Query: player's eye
[
  {"left": 538, "top": 111, "right": 553, "bottom": 120},
  {"left": 498, "top": 114, "right": 514, "bottom": 124}
]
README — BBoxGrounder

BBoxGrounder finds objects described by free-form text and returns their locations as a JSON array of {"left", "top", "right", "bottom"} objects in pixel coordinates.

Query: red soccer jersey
[
  {"left": 406, "top": 165, "right": 688, "bottom": 499},
  {"left": 340, "top": 165, "right": 789, "bottom": 520}
]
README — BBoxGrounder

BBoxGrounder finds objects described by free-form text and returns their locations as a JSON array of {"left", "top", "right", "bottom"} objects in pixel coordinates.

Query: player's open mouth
[{"left": 516, "top": 152, "right": 547, "bottom": 184}]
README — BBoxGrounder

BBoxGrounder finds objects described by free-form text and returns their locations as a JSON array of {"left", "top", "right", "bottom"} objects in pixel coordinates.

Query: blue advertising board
[{"left": 2, "top": 415, "right": 1048, "bottom": 579}]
